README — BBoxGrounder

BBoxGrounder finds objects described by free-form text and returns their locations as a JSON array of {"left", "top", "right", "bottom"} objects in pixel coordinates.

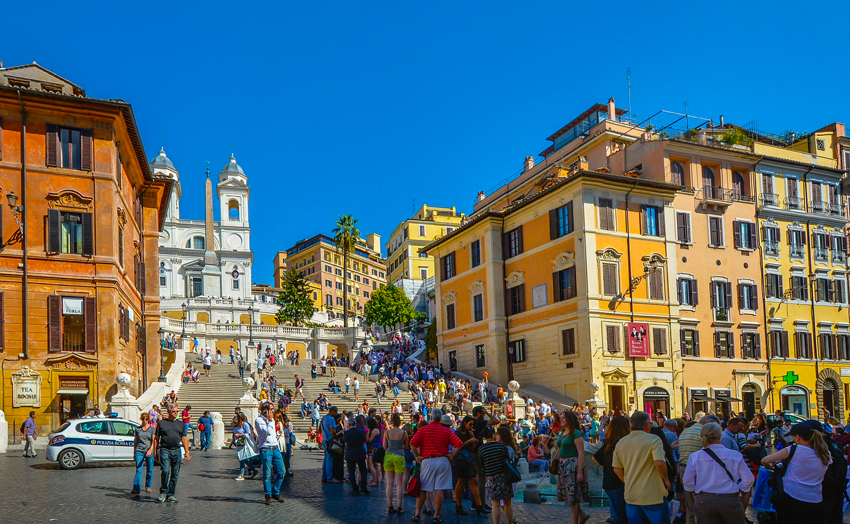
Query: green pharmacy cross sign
[{"left": 781, "top": 371, "right": 799, "bottom": 385}]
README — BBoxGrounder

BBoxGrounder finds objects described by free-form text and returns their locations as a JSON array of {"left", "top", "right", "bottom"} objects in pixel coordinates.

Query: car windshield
[{"left": 55, "top": 422, "right": 71, "bottom": 434}]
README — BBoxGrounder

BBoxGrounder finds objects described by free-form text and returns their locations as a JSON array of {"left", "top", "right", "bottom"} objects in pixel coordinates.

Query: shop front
[
  {"left": 57, "top": 376, "right": 90, "bottom": 422},
  {"left": 643, "top": 386, "right": 671, "bottom": 418},
  {"left": 713, "top": 389, "right": 742, "bottom": 420},
  {"left": 741, "top": 383, "right": 762, "bottom": 420},
  {"left": 45, "top": 353, "right": 98, "bottom": 428},
  {"left": 780, "top": 385, "right": 809, "bottom": 415},
  {"left": 688, "top": 388, "right": 715, "bottom": 416}
]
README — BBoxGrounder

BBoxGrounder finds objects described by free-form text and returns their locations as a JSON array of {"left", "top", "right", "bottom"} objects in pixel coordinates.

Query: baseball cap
[{"left": 788, "top": 422, "right": 815, "bottom": 439}]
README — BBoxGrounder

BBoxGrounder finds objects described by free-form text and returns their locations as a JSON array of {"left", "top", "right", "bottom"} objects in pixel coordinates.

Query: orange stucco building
[{"left": 0, "top": 63, "right": 169, "bottom": 435}]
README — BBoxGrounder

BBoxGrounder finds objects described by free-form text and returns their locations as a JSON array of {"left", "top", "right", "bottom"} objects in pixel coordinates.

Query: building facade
[
  {"left": 386, "top": 204, "right": 465, "bottom": 283},
  {"left": 0, "top": 63, "right": 169, "bottom": 433}
]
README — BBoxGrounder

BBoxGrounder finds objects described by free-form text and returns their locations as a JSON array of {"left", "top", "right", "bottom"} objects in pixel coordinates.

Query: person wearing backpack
[
  {"left": 816, "top": 423, "right": 848, "bottom": 524},
  {"left": 762, "top": 422, "right": 832, "bottom": 524}
]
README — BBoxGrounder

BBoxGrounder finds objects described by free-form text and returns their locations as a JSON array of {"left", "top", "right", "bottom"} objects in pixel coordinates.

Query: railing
[
  {"left": 714, "top": 307, "right": 730, "bottom": 322},
  {"left": 159, "top": 317, "right": 362, "bottom": 341},
  {"left": 701, "top": 186, "right": 734, "bottom": 202},
  {"left": 63, "top": 332, "right": 85, "bottom": 352},
  {"left": 789, "top": 243, "right": 806, "bottom": 258},
  {"left": 784, "top": 196, "right": 802, "bottom": 210},
  {"left": 761, "top": 193, "right": 779, "bottom": 206},
  {"left": 811, "top": 200, "right": 826, "bottom": 213},
  {"left": 815, "top": 247, "right": 830, "bottom": 262},
  {"left": 828, "top": 203, "right": 845, "bottom": 216},
  {"left": 833, "top": 250, "right": 847, "bottom": 264},
  {"left": 764, "top": 241, "right": 779, "bottom": 256},
  {"left": 732, "top": 192, "right": 755, "bottom": 203}
]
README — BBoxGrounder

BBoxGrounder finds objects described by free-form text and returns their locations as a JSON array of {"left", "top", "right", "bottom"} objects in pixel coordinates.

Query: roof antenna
[{"left": 626, "top": 68, "right": 632, "bottom": 119}]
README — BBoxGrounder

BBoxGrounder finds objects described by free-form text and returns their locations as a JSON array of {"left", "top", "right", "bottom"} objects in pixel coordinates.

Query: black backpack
[{"left": 823, "top": 439, "right": 849, "bottom": 498}]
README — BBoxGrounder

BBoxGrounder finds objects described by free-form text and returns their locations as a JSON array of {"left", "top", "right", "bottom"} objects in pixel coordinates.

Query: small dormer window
[
  {"left": 8, "top": 77, "right": 30, "bottom": 89},
  {"left": 41, "top": 82, "right": 62, "bottom": 94},
  {"left": 817, "top": 139, "right": 826, "bottom": 151}
]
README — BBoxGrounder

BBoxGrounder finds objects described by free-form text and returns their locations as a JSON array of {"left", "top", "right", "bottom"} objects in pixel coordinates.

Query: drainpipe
[
  {"left": 753, "top": 159, "right": 775, "bottom": 412},
  {"left": 624, "top": 179, "right": 640, "bottom": 410},
  {"left": 502, "top": 213, "right": 512, "bottom": 382},
  {"left": 802, "top": 167, "right": 820, "bottom": 417},
  {"left": 138, "top": 176, "right": 155, "bottom": 388},
  {"left": 16, "top": 90, "right": 28, "bottom": 361}
]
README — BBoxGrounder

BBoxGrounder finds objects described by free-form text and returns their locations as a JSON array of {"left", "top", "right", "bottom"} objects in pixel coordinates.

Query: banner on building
[{"left": 627, "top": 322, "right": 650, "bottom": 357}]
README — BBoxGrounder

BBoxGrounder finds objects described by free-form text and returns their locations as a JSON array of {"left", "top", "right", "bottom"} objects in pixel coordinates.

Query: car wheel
[{"left": 58, "top": 448, "right": 84, "bottom": 470}]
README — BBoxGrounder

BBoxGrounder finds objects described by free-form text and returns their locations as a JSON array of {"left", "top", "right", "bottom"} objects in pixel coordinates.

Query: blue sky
[{"left": 5, "top": 2, "right": 850, "bottom": 284}]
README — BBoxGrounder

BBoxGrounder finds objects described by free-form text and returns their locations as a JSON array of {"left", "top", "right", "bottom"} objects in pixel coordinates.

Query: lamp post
[
  {"left": 248, "top": 303, "right": 255, "bottom": 346},
  {"left": 158, "top": 327, "right": 167, "bottom": 382},
  {"left": 181, "top": 302, "right": 187, "bottom": 338}
]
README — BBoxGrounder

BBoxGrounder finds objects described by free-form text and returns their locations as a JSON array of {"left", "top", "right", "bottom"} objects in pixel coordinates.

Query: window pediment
[
  {"left": 443, "top": 291, "right": 457, "bottom": 305},
  {"left": 505, "top": 271, "right": 524, "bottom": 289},
  {"left": 46, "top": 190, "right": 93, "bottom": 212},
  {"left": 596, "top": 248, "right": 622, "bottom": 261},
  {"left": 469, "top": 280, "right": 485, "bottom": 295},
  {"left": 552, "top": 252, "right": 575, "bottom": 271}
]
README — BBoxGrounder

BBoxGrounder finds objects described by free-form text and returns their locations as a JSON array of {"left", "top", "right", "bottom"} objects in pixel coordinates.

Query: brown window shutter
[
  {"left": 48, "top": 209, "right": 61, "bottom": 252},
  {"left": 640, "top": 206, "right": 647, "bottom": 235},
  {"left": 80, "top": 129, "right": 93, "bottom": 171},
  {"left": 602, "top": 263, "right": 617, "bottom": 296},
  {"left": 568, "top": 267, "right": 577, "bottom": 298},
  {"left": 81, "top": 212, "right": 94, "bottom": 256},
  {"left": 657, "top": 208, "right": 665, "bottom": 237},
  {"left": 549, "top": 209, "right": 558, "bottom": 240},
  {"left": 518, "top": 284, "right": 526, "bottom": 313},
  {"left": 599, "top": 203, "right": 609, "bottom": 231},
  {"left": 751, "top": 285, "right": 758, "bottom": 311},
  {"left": 724, "top": 282, "right": 733, "bottom": 308},
  {"left": 714, "top": 331, "right": 722, "bottom": 358},
  {"left": 84, "top": 297, "right": 97, "bottom": 352},
  {"left": 516, "top": 226, "right": 524, "bottom": 255},
  {"left": 0, "top": 292, "right": 5, "bottom": 352},
  {"left": 552, "top": 272, "right": 561, "bottom": 302},
  {"left": 46, "top": 124, "right": 59, "bottom": 167},
  {"left": 502, "top": 232, "right": 510, "bottom": 260},
  {"left": 690, "top": 279, "right": 699, "bottom": 305},
  {"left": 733, "top": 221, "right": 742, "bottom": 248},
  {"left": 567, "top": 202, "right": 574, "bottom": 234},
  {"left": 754, "top": 334, "right": 761, "bottom": 359},
  {"left": 48, "top": 295, "right": 62, "bottom": 351},
  {"left": 140, "top": 261, "right": 146, "bottom": 296},
  {"left": 693, "top": 330, "right": 700, "bottom": 357}
]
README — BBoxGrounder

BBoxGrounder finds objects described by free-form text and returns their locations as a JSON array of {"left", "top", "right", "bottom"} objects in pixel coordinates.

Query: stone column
[
  {"left": 507, "top": 380, "right": 526, "bottom": 419},
  {"left": 0, "top": 411, "right": 8, "bottom": 453},
  {"left": 210, "top": 412, "right": 225, "bottom": 449},
  {"left": 239, "top": 389, "right": 259, "bottom": 427},
  {"left": 109, "top": 388, "right": 141, "bottom": 423}
]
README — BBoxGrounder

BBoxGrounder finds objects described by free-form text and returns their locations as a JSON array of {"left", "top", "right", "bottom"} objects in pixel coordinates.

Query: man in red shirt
[{"left": 409, "top": 409, "right": 463, "bottom": 522}]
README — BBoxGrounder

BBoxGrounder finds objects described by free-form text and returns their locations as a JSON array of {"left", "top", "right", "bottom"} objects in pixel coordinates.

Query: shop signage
[
  {"left": 11, "top": 367, "right": 42, "bottom": 408},
  {"left": 62, "top": 297, "right": 84, "bottom": 315},
  {"left": 627, "top": 322, "right": 650, "bottom": 357},
  {"left": 59, "top": 377, "right": 88, "bottom": 389},
  {"left": 714, "top": 389, "right": 732, "bottom": 399},
  {"left": 841, "top": 368, "right": 850, "bottom": 377},
  {"left": 690, "top": 388, "right": 709, "bottom": 398},
  {"left": 781, "top": 385, "right": 807, "bottom": 396},
  {"left": 643, "top": 387, "right": 669, "bottom": 399}
]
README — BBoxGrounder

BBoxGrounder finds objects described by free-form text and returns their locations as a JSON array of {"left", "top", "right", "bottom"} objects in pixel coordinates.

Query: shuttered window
[
  {"left": 708, "top": 216, "right": 723, "bottom": 246},
  {"left": 562, "top": 329, "right": 576, "bottom": 356},
  {"left": 770, "top": 330, "right": 789, "bottom": 358},
  {"left": 601, "top": 263, "right": 619, "bottom": 296},
  {"left": 676, "top": 212, "right": 691, "bottom": 243},
  {"left": 503, "top": 226, "right": 524, "bottom": 259},
  {"left": 652, "top": 327, "right": 667, "bottom": 355},
  {"left": 549, "top": 202, "right": 573, "bottom": 239},
  {"left": 605, "top": 325, "right": 620, "bottom": 354},
  {"left": 742, "top": 333, "right": 761, "bottom": 359},
  {"left": 48, "top": 295, "right": 96, "bottom": 352},
  {"left": 599, "top": 198, "right": 615, "bottom": 231},
  {"left": 473, "top": 294, "right": 484, "bottom": 322},
  {"left": 510, "top": 339, "right": 527, "bottom": 362},
  {"left": 677, "top": 278, "right": 698, "bottom": 306},
  {"left": 640, "top": 206, "right": 665, "bottom": 237},
  {"left": 647, "top": 267, "right": 664, "bottom": 300},
  {"left": 47, "top": 209, "right": 93, "bottom": 256},
  {"left": 470, "top": 240, "right": 481, "bottom": 268},
  {"left": 445, "top": 304, "right": 456, "bottom": 330},
  {"left": 553, "top": 267, "right": 576, "bottom": 302},
  {"left": 714, "top": 331, "right": 734, "bottom": 358},
  {"left": 794, "top": 332, "right": 813, "bottom": 359},
  {"left": 733, "top": 221, "right": 757, "bottom": 250},
  {"left": 46, "top": 125, "right": 92, "bottom": 171},
  {"left": 508, "top": 285, "right": 525, "bottom": 315},
  {"left": 680, "top": 329, "right": 699, "bottom": 357},
  {"left": 440, "top": 252, "right": 456, "bottom": 280}
]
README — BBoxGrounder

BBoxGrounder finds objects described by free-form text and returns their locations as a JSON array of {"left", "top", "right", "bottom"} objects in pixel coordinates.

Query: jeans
[
  {"left": 260, "top": 447, "right": 285, "bottom": 496},
  {"left": 239, "top": 457, "right": 258, "bottom": 476},
  {"left": 528, "top": 458, "right": 549, "bottom": 473},
  {"left": 607, "top": 488, "right": 627, "bottom": 524},
  {"left": 626, "top": 500, "right": 670, "bottom": 524},
  {"left": 159, "top": 448, "right": 182, "bottom": 496},
  {"left": 283, "top": 444, "right": 292, "bottom": 473},
  {"left": 322, "top": 442, "right": 335, "bottom": 481},
  {"left": 133, "top": 451, "right": 154, "bottom": 491},
  {"left": 345, "top": 385, "right": 350, "bottom": 394},
  {"left": 24, "top": 435, "right": 35, "bottom": 456},
  {"left": 200, "top": 431, "right": 211, "bottom": 450},
  {"left": 311, "top": 417, "right": 319, "bottom": 428}
]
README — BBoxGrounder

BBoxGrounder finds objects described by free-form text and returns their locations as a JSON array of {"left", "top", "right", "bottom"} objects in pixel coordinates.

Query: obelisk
[{"left": 202, "top": 165, "right": 221, "bottom": 296}]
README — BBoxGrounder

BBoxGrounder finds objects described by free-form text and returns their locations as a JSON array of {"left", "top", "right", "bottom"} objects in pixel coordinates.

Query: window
[
  {"left": 817, "top": 138, "right": 826, "bottom": 151},
  {"left": 553, "top": 267, "right": 577, "bottom": 302},
  {"left": 346, "top": 285, "right": 352, "bottom": 293},
  {"left": 336, "top": 297, "right": 343, "bottom": 306},
  {"left": 46, "top": 125, "right": 92, "bottom": 171},
  {"left": 473, "top": 294, "right": 484, "bottom": 322},
  {"left": 363, "top": 291, "right": 369, "bottom": 299},
  {"left": 475, "top": 345, "right": 486, "bottom": 367},
  {"left": 605, "top": 325, "right": 620, "bottom": 354},
  {"left": 788, "top": 229, "right": 806, "bottom": 258},
  {"left": 813, "top": 232, "right": 829, "bottom": 261},
  {"left": 325, "top": 280, "right": 332, "bottom": 287},
  {"left": 677, "top": 277, "right": 698, "bottom": 306},
  {"left": 761, "top": 272, "right": 782, "bottom": 300},
  {"left": 190, "top": 276, "right": 203, "bottom": 297},
  {"left": 676, "top": 212, "right": 691, "bottom": 243},
  {"left": 549, "top": 202, "right": 573, "bottom": 239},
  {"left": 117, "top": 227, "right": 124, "bottom": 267},
  {"left": 440, "top": 252, "right": 456, "bottom": 280},
  {"left": 652, "top": 328, "right": 667, "bottom": 355},
  {"left": 742, "top": 333, "right": 761, "bottom": 359},
  {"left": 336, "top": 269, "right": 343, "bottom": 276},
  {"left": 702, "top": 166, "right": 717, "bottom": 197},
  {"left": 503, "top": 226, "right": 523, "bottom": 259},
  {"left": 335, "top": 282, "right": 342, "bottom": 290},
  {"left": 419, "top": 225, "right": 426, "bottom": 236},
  {"left": 160, "top": 275, "right": 166, "bottom": 287},
  {"left": 711, "top": 281, "right": 732, "bottom": 320},
  {"left": 647, "top": 267, "right": 664, "bottom": 300},
  {"left": 763, "top": 224, "right": 780, "bottom": 255},
  {"left": 470, "top": 240, "right": 481, "bottom": 268},
  {"left": 47, "top": 210, "right": 93, "bottom": 256},
  {"left": 795, "top": 332, "right": 813, "bottom": 359},
  {"left": 78, "top": 421, "right": 108, "bottom": 434},
  {"left": 185, "top": 236, "right": 205, "bottom": 250},
  {"left": 789, "top": 275, "right": 807, "bottom": 301},
  {"left": 419, "top": 267, "right": 427, "bottom": 279},
  {"left": 562, "top": 329, "right": 576, "bottom": 356},
  {"left": 820, "top": 333, "right": 837, "bottom": 360},
  {"left": 641, "top": 205, "right": 664, "bottom": 237},
  {"left": 708, "top": 216, "right": 723, "bottom": 247},
  {"left": 599, "top": 198, "right": 615, "bottom": 231},
  {"left": 446, "top": 227, "right": 454, "bottom": 234},
  {"left": 354, "top": 275, "right": 360, "bottom": 282},
  {"left": 714, "top": 331, "right": 734, "bottom": 358},
  {"left": 48, "top": 295, "right": 95, "bottom": 352},
  {"left": 371, "top": 269, "right": 377, "bottom": 276},
  {"left": 448, "top": 350, "right": 458, "bottom": 371},
  {"left": 670, "top": 161, "right": 685, "bottom": 186},
  {"left": 733, "top": 221, "right": 756, "bottom": 250},
  {"left": 738, "top": 283, "right": 758, "bottom": 310},
  {"left": 816, "top": 278, "right": 835, "bottom": 303},
  {"left": 838, "top": 335, "right": 850, "bottom": 360},
  {"left": 787, "top": 179, "right": 800, "bottom": 209},
  {"left": 732, "top": 171, "right": 746, "bottom": 200},
  {"left": 445, "top": 304, "right": 456, "bottom": 330},
  {"left": 836, "top": 279, "right": 847, "bottom": 304},
  {"left": 681, "top": 329, "right": 699, "bottom": 357},
  {"left": 228, "top": 200, "right": 240, "bottom": 221},
  {"left": 233, "top": 278, "right": 239, "bottom": 290},
  {"left": 111, "top": 421, "right": 136, "bottom": 436},
  {"left": 601, "top": 263, "right": 619, "bottom": 296},
  {"left": 326, "top": 294, "right": 333, "bottom": 306},
  {"left": 762, "top": 174, "right": 775, "bottom": 204},
  {"left": 770, "top": 330, "right": 790, "bottom": 358},
  {"left": 510, "top": 339, "right": 527, "bottom": 362},
  {"left": 508, "top": 285, "right": 525, "bottom": 315},
  {"left": 325, "top": 265, "right": 332, "bottom": 272},
  {"left": 379, "top": 272, "right": 384, "bottom": 278}
]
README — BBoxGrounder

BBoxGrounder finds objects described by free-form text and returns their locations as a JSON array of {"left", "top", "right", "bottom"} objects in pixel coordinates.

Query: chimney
[
  {"left": 0, "top": 60, "right": 4, "bottom": 69},
  {"left": 524, "top": 156, "right": 535, "bottom": 172},
  {"left": 477, "top": 191, "right": 486, "bottom": 202},
  {"left": 608, "top": 97, "right": 617, "bottom": 122},
  {"left": 719, "top": 115, "right": 725, "bottom": 128}
]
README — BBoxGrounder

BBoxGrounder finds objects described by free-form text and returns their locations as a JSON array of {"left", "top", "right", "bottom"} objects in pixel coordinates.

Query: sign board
[
  {"left": 62, "top": 297, "right": 84, "bottom": 315},
  {"left": 842, "top": 368, "right": 850, "bottom": 377},
  {"left": 627, "top": 322, "right": 650, "bottom": 357},
  {"left": 531, "top": 284, "right": 548, "bottom": 309},
  {"left": 690, "top": 388, "right": 709, "bottom": 398},
  {"left": 781, "top": 385, "right": 807, "bottom": 396},
  {"left": 59, "top": 377, "right": 89, "bottom": 389},
  {"left": 11, "top": 367, "right": 42, "bottom": 408},
  {"left": 714, "top": 389, "right": 732, "bottom": 399}
]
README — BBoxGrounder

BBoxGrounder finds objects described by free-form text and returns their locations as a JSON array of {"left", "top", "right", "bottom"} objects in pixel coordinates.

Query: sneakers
[
  {"left": 272, "top": 495, "right": 286, "bottom": 503},
  {"left": 250, "top": 470, "right": 259, "bottom": 479},
  {"left": 167, "top": 496, "right": 178, "bottom": 503},
  {"left": 235, "top": 475, "right": 245, "bottom": 481},
  {"left": 157, "top": 494, "right": 167, "bottom": 503}
]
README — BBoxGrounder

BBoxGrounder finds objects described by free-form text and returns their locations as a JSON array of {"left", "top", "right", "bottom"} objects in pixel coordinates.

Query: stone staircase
[{"left": 176, "top": 356, "right": 246, "bottom": 432}]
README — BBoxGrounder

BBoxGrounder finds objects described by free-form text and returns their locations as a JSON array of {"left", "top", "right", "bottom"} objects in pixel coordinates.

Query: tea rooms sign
[{"left": 12, "top": 367, "right": 42, "bottom": 408}]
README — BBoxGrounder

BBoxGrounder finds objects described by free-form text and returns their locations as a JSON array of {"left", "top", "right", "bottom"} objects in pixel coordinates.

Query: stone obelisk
[{"left": 202, "top": 166, "right": 221, "bottom": 296}]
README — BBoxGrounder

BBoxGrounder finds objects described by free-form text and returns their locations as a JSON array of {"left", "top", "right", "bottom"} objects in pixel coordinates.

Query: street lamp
[
  {"left": 248, "top": 303, "right": 255, "bottom": 346},
  {"left": 157, "top": 327, "right": 167, "bottom": 382},
  {"left": 181, "top": 302, "right": 187, "bottom": 338}
]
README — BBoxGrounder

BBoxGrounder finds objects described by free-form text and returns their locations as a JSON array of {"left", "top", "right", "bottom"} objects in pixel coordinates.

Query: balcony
[
  {"left": 784, "top": 196, "right": 802, "bottom": 210},
  {"left": 815, "top": 247, "right": 830, "bottom": 262},
  {"left": 811, "top": 200, "right": 826, "bottom": 214},
  {"left": 834, "top": 250, "right": 847, "bottom": 264},
  {"left": 764, "top": 241, "right": 779, "bottom": 256},
  {"left": 760, "top": 193, "right": 779, "bottom": 207},
  {"left": 789, "top": 242, "right": 806, "bottom": 258},
  {"left": 713, "top": 307, "right": 731, "bottom": 323},
  {"left": 700, "top": 186, "right": 734, "bottom": 210},
  {"left": 828, "top": 202, "right": 845, "bottom": 216}
]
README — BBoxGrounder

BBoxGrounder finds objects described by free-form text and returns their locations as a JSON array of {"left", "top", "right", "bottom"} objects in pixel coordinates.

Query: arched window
[
  {"left": 228, "top": 199, "right": 240, "bottom": 221},
  {"left": 670, "top": 161, "right": 685, "bottom": 186},
  {"left": 186, "top": 236, "right": 205, "bottom": 250},
  {"left": 232, "top": 265, "right": 240, "bottom": 290},
  {"left": 326, "top": 294, "right": 333, "bottom": 306},
  {"left": 702, "top": 167, "right": 716, "bottom": 199},
  {"left": 732, "top": 171, "right": 746, "bottom": 200}
]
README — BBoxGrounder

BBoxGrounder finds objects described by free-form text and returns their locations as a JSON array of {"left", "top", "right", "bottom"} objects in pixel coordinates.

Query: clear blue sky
[{"left": 5, "top": 2, "right": 850, "bottom": 283}]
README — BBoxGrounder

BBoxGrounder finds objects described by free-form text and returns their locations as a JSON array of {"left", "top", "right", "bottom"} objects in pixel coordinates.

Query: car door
[
  {"left": 109, "top": 421, "right": 138, "bottom": 461},
  {"left": 75, "top": 420, "right": 112, "bottom": 460}
]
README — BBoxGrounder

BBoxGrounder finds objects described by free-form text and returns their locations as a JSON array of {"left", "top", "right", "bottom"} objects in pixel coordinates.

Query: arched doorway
[
  {"left": 643, "top": 386, "right": 670, "bottom": 417},
  {"left": 780, "top": 385, "right": 809, "bottom": 415},
  {"left": 741, "top": 383, "right": 761, "bottom": 419},
  {"left": 817, "top": 368, "right": 844, "bottom": 420}
]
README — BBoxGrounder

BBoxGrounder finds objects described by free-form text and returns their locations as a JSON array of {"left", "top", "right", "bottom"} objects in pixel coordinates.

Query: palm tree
[{"left": 332, "top": 214, "right": 360, "bottom": 327}]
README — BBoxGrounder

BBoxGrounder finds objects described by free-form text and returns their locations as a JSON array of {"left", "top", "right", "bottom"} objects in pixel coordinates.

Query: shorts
[
  {"left": 420, "top": 456, "right": 453, "bottom": 492},
  {"left": 383, "top": 453, "right": 405, "bottom": 473},
  {"left": 203, "top": 364, "right": 211, "bottom": 370}
]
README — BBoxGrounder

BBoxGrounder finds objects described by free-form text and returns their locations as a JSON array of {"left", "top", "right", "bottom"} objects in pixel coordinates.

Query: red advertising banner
[{"left": 627, "top": 322, "right": 650, "bottom": 357}]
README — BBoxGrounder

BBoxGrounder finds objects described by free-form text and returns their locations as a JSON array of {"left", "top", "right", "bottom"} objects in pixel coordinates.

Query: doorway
[
  {"left": 742, "top": 383, "right": 761, "bottom": 420},
  {"left": 643, "top": 386, "right": 670, "bottom": 418},
  {"left": 822, "top": 379, "right": 839, "bottom": 418},
  {"left": 608, "top": 385, "right": 625, "bottom": 412},
  {"left": 60, "top": 394, "right": 87, "bottom": 423}
]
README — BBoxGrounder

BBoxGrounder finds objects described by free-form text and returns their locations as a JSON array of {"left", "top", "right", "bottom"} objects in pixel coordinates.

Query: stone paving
[{"left": 0, "top": 448, "right": 603, "bottom": 524}]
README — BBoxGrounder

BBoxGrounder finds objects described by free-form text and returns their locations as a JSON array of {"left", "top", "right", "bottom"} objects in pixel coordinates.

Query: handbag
[
  {"left": 372, "top": 446, "right": 386, "bottom": 465},
  {"left": 768, "top": 444, "right": 797, "bottom": 505},
  {"left": 238, "top": 437, "right": 260, "bottom": 463},
  {"left": 328, "top": 438, "right": 344, "bottom": 457},
  {"left": 406, "top": 464, "right": 421, "bottom": 497},
  {"left": 550, "top": 458, "right": 559, "bottom": 475},
  {"left": 505, "top": 458, "right": 522, "bottom": 484}
]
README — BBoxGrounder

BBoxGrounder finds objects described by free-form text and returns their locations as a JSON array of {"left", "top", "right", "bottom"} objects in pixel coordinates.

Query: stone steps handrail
[{"left": 159, "top": 317, "right": 363, "bottom": 341}]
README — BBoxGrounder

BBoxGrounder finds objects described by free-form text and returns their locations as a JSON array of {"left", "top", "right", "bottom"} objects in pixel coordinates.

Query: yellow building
[
  {"left": 425, "top": 170, "right": 683, "bottom": 415},
  {"left": 385, "top": 204, "right": 465, "bottom": 284}
]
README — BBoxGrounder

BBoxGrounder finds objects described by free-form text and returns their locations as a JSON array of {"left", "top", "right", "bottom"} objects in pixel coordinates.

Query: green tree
[
  {"left": 275, "top": 267, "right": 315, "bottom": 326},
  {"left": 364, "top": 283, "right": 415, "bottom": 332},
  {"left": 332, "top": 214, "right": 360, "bottom": 327},
  {"left": 425, "top": 321, "right": 438, "bottom": 360}
]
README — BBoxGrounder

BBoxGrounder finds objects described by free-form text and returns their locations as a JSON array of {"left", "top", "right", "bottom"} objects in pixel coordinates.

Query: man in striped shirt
[
  {"left": 678, "top": 415, "right": 719, "bottom": 524},
  {"left": 410, "top": 408, "right": 464, "bottom": 522}
]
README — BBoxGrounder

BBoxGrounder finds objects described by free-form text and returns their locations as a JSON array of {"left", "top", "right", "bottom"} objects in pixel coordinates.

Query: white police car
[{"left": 47, "top": 418, "right": 138, "bottom": 470}]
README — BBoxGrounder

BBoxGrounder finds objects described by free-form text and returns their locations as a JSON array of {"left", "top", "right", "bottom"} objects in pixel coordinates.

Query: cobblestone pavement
[{"left": 0, "top": 449, "right": 606, "bottom": 524}]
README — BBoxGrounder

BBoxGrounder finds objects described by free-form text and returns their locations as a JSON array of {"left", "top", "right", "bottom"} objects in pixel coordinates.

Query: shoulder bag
[
  {"left": 505, "top": 453, "right": 522, "bottom": 484},
  {"left": 768, "top": 444, "right": 797, "bottom": 505}
]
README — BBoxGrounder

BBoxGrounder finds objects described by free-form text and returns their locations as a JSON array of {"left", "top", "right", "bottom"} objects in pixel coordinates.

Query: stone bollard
[
  {"left": 210, "top": 412, "right": 225, "bottom": 449},
  {"left": 108, "top": 386, "right": 140, "bottom": 423},
  {"left": 517, "top": 457, "right": 530, "bottom": 478},
  {"left": 0, "top": 411, "right": 7, "bottom": 454}
]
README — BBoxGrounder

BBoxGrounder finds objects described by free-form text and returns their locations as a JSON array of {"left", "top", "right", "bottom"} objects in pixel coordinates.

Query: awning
[
  {"left": 691, "top": 394, "right": 716, "bottom": 401},
  {"left": 716, "top": 395, "right": 743, "bottom": 402},
  {"left": 57, "top": 388, "right": 89, "bottom": 395}
]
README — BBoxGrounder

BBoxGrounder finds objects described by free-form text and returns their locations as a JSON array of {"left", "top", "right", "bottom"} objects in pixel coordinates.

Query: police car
[{"left": 47, "top": 418, "right": 138, "bottom": 470}]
